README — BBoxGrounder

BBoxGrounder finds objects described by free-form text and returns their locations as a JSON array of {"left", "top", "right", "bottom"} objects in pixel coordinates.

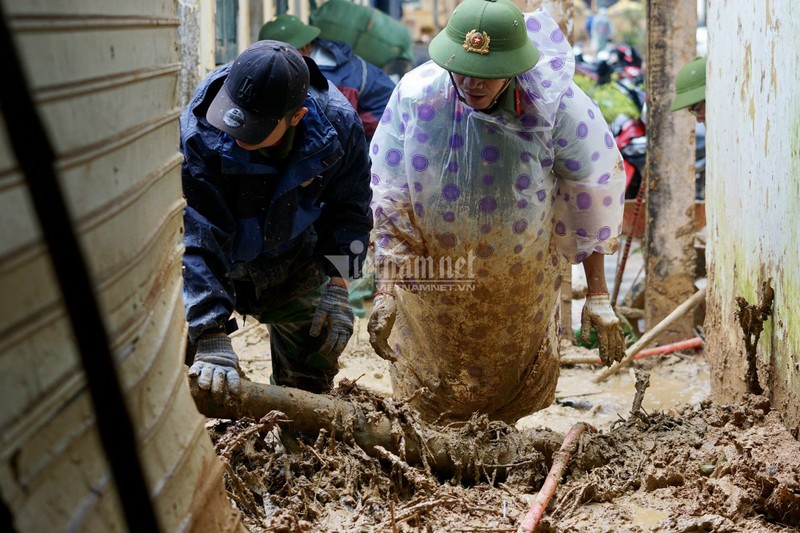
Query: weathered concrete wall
[{"left": 705, "top": 0, "right": 800, "bottom": 437}]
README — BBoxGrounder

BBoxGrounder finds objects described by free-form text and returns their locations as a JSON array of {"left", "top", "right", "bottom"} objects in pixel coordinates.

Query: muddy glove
[
  {"left": 368, "top": 293, "right": 398, "bottom": 362},
  {"left": 581, "top": 293, "right": 626, "bottom": 366},
  {"left": 189, "top": 335, "right": 242, "bottom": 396},
  {"left": 310, "top": 284, "right": 354, "bottom": 357}
]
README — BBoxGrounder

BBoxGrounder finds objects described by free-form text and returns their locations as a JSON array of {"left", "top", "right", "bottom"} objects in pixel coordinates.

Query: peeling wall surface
[{"left": 705, "top": 0, "right": 800, "bottom": 436}]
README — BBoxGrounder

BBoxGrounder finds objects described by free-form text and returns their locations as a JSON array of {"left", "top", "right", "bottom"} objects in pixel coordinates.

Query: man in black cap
[{"left": 180, "top": 40, "right": 372, "bottom": 398}]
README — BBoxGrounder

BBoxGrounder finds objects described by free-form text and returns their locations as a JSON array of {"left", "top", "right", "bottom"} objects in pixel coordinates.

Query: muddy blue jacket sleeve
[
  {"left": 180, "top": 132, "right": 237, "bottom": 343},
  {"left": 314, "top": 97, "right": 373, "bottom": 280}
]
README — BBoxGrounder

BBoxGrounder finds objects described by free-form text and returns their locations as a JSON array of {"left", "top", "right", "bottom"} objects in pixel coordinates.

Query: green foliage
[{"left": 574, "top": 73, "right": 641, "bottom": 124}]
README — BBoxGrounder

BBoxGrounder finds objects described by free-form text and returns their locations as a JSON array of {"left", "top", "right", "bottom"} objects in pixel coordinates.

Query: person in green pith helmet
[
  {"left": 671, "top": 56, "right": 706, "bottom": 123},
  {"left": 366, "top": 0, "right": 627, "bottom": 423}
]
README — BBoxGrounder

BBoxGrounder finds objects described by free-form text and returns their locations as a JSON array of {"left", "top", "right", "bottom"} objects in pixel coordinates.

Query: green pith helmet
[
  {"left": 671, "top": 56, "right": 706, "bottom": 111},
  {"left": 258, "top": 14, "right": 321, "bottom": 49},
  {"left": 428, "top": 0, "right": 540, "bottom": 79}
]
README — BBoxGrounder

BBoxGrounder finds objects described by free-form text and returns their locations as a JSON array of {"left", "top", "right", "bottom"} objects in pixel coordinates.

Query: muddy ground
[{"left": 205, "top": 313, "right": 800, "bottom": 532}]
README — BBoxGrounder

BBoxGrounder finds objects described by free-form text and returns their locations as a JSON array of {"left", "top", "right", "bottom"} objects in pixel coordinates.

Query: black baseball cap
[{"left": 207, "top": 40, "right": 310, "bottom": 144}]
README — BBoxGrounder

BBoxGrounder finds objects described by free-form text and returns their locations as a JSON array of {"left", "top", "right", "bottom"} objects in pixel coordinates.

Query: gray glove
[
  {"left": 189, "top": 335, "right": 242, "bottom": 396},
  {"left": 368, "top": 293, "right": 398, "bottom": 362},
  {"left": 310, "top": 284, "right": 354, "bottom": 357},
  {"left": 581, "top": 293, "right": 626, "bottom": 366}
]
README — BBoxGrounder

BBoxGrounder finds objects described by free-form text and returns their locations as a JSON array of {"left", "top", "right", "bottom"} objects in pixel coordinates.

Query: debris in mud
[
  {"left": 207, "top": 387, "right": 800, "bottom": 532},
  {"left": 735, "top": 279, "right": 774, "bottom": 395}
]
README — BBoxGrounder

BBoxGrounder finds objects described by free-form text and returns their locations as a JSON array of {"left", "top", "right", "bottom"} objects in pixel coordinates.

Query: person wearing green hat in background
[
  {"left": 259, "top": 14, "right": 396, "bottom": 140},
  {"left": 671, "top": 56, "right": 706, "bottom": 123},
  {"left": 367, "top": 0, "right": 627, "bottom": 423}
]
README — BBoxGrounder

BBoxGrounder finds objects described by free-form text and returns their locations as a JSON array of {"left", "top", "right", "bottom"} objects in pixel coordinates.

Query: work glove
[
  {"left": 310, "top": 284, "right": 354, "bottom": 357},
  {"left": 368, "top": 293, "right": 398, "bottom": 362},
  {"left": 189, "top": 335, "right": 242, "bottom": 396},
  {"left": 581, "top": 293, "right": 626, "bottom": 366}
]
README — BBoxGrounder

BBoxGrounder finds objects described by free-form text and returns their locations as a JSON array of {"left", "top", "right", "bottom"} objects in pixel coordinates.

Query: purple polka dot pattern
[
  {"left": 619, "top": 191, "right": 625, "bottom": 205},
  {"left": 536, "top": 189, "right": 547, "bottom": 202},
  {"left": 576, "top": 192, "right": 592, "bottom": 210},
  {"left": 443, "top": 211, "right": 455, "bottom": 222},
  {"left": 521, "top": 113, "right": 538, "bottom": 128},
  {"left": 541, "top": 157, "right": 554, "bottom": 168},
  {"left": 411, "top": 154, "right": 429, "bottom": 171},
  {"left": 450, "top": 134, "right": 464, "bottom": 149},
  {"left": 386, "top": 149, "right": 402, "bottom": 166},
  {"left": 550, "top": 57, "right": 565, "bottom": 71},
  {"left": 509, "top": 262, "right": 523, "bottom": 275},
  {"left": 565, "top": 160, "right": 582, "bottom": 171},
  {"left": 575, "top": 252, "right": 587, "bottom": 263},
  {"left": 476, "top": 243, "right": 494, "bottom": 258},
  {"left": 374, "top": 206, "right": 384, "bottom": 218},
  {"left": 588, "top": 108, "right": 595, "bottom": 119},
  {"left": 516, "top": 174, "right": 531, "bottom": 190},
  {"left": 517, "top": 131, "right": 533, "bottom": 141},
  {"left": 378, "top": 235, "right": 391, "bottom": 246},
  {"left": 480, "top": 224, "right": 491, "bottom": 234},
  {"left": 604, "top": 132, "right": 614, "bottom": 148},
  {"left": 542, "top": 80, "right": 552, "bottom": 88},
  {"left": 576, "top": 228, "right": 587, "bottom": 237},
  {"left": 513, "top": 219, "right": 528, "bottom": 234},
  {"left": 591, "top": 151, "right": 600, "bottom": 161},
  {"left": 372, "top": 144, "right": 379, "bottom": 154},
  {"left": 514, "top": 244, "right": 524, "bottom": 254},
  {"left": 418, "top": 105, "right": 435, "bottom": 121},
  {"left": 598, "top": 226, "right": 611, "bottom": 241},
  {"left": 413, "top": 181, "right": 423, "bottom": 191},
  {"left": 527, "top": 17, "right": 541, "bottom": 32},
  {"left": 417, "top": 132, "right": 429, "bottom": 143},
  {"left": 483, "top": 174, "right": 495, "bottom": 185},
  {"left": 371, "top": 173, "right": 380, "bottom": 185},
  {"left": 603, "top": 196, "right": 613, "bottom": 206},
  {"left": 555, "top": 221, "right": 566, "bottom": 235},
  {"left": 447, "top": 161, "right": 459, "bottom": 173},
  {"left": 479, "top": 196, "right": 497, "bottom": 213},
  {"left": 439, "top": 233, "right": 456, "bottom": 248},
  {"left": 598, "top": 173, "right": 611, "bottom": 184},
  {"left": 380, "top": 108, "right": 392, "bottom": 123},
  {"left": 550, "top": 28, "right": 564, "bottom": 43},
  {"left": 576, "top": 122, "right": 589, "bottom": 139},
  {"left": 481, "top": 146, "right": 500, "bottom": 163},
  {"left": 442, "top": 184, "right": 460, "bottom": 201},
  {"left": 556, "top": 138, "right": 568, "bottom": 148},
  {"left": 554, "top": 275, "right": 562, "bottom": 289},
  {"left": 533, "top": 311, "right": 544, "bottom": 323},
  {"left": 565, "top": 86, "right": 574, "bottom": 98},
  {"left": 521, "top": 151, "right": 533, "bottom": 163},
  {"left": 517, "top": 199, "right": 528, "bottom": 209},
  {"left": 414, "top": 202, "right": 424, "bottom": 217}
]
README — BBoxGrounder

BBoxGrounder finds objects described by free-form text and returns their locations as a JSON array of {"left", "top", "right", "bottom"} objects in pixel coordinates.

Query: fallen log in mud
[{"left": 190, "top": 379, "right": 601, "bottom": 482}]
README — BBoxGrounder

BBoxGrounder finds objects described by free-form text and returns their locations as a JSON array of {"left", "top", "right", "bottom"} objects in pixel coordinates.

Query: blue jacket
[
  {"left": 180, "top": 59, "right": 373, "bottom": 342},
  {"left": 312, "top": 39, "right": 396, "bottom": 139}
]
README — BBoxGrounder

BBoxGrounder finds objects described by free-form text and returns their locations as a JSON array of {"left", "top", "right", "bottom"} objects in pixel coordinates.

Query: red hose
[{"left": 517, "top": 422, "right": 596, "bottom": 533}]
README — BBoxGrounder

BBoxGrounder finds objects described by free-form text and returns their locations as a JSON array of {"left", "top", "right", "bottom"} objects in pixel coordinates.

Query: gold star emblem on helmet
[{"left": 463, "top": 29, "right": 491, "bottom": 54}]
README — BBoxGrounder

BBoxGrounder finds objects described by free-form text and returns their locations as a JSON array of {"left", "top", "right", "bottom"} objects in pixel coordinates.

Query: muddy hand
[
  {"left": 368, "top": 294, "right": 398, "bottom": 362},
  {"left": 581, "top": 294, "right": 626, "bottom": 366},
  {"left": 189, "top": 335, "right": 242, "bottom": 398}
]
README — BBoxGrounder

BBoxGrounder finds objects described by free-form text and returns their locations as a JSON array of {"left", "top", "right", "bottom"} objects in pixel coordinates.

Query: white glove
[
  {"left": 189, "top": 335, "right": 242, "bottom": 396},
  {"left": 581, "top": 293, "right": 626, "bottom": 366},
  {"left": 368, "top": 293, "right": 398, "bottom": 362}
]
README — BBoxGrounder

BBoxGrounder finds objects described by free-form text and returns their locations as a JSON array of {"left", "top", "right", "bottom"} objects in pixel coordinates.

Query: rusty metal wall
[{"left": 0, "top": 0, "right": 242, "bottom": 530}]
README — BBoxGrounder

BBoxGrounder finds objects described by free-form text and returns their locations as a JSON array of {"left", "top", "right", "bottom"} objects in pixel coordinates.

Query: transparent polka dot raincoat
[{"left": 369, "top": 9, "right": 626, "bottom": 422}]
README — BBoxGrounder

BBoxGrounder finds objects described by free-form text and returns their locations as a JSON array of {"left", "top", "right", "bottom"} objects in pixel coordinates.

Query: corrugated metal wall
[
  {"left": 705, "top": 0, "right": 800, "bottom": 436},
  {"left": 0, "top": 1, "right": 241, "bottom": 530}
]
